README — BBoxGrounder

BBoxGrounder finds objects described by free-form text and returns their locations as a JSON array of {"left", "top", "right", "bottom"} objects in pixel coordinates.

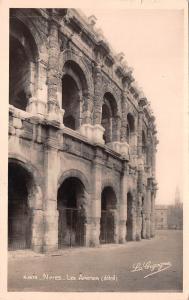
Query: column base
[
  {"left": 119, "top": 220, "right": 126, "bottom": 244},
  {"left": 27, "top": 97, "right": 47, "bottom": 116},
  {"left": 31, "top": 210, "right": 44, "bottom": 253},
  {"left": 79, "top": 124, "right": 105, "bottom": 145},
  {"left": 107, "top": 141, "right": 130, "bottom": 158},
  {"left": 79, "top": 124, "right": 94, "bottom": 143},
  {"left": 42, "top": 245, "right": 58, "bottom": 253},
  {"left": 47, "top": 101, "right": 65, "bottom": 124},
  {"left": 86, "top": 217, "right": 100, "bottom": 247},
  {"left": 43, "top": 210, "right": 59, "bottom": 253},
  {"left": 131, "top": 214, "right": 137, "bottom": 241}
]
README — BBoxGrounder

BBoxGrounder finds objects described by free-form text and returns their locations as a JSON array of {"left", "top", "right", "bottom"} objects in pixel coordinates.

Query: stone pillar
[
  {"left": 112, "top": 209, "right": 119, "bottom": 244},
  {"left": 119, "top": 160, "right": 127, "bottom": 243},
  {"left": 146, "top": 185, "right": 152, "bottom": 239},
  {"left": 92, "top": 64, "right": 105, "bottom": 143},
  {"left": 137, "top": 109, "right": 143, "bottom": 161},
  {"left": 93, "top": 64, "right": 102, "bottom": 125},
  {"left": 47, "top": 18, "right": 64, "bottom": 123},
  {"left": 43, "top": 125, "right": 60, "bottom": 252},
  {"left": 31, "top": 209, "right": 44, "bottom": 253},
  {"left": 152, "top": 141, "right": 157, "bottom": 178},
  {"left": 119, "top": 91, "right": 130, "bottom": 158},
  {"left": 141, "top": 213, "right": 147, "bottom": 239},
  {"left": 87, "top": 150, "right": 102, "bottom": 246},
  {"left": 120, "top": 91, "right": 127, "bottom": 142},
  {"left": 57, "top": 71, "right": 63, "bottom": 110},
  {"left": 131, "top": 197, "right": 137, "bottom": 241},
  {"left": 82, "top": 93, "right": 94, "bottom": 125},
  {"left": 141, "top": 192, "right": 147, "bottom": 239},
  {"left": 113, "top": 116, "right": 121, "bottom": 142},
  {"left": 136, "top": 194, "right": 142, "bottom": 241},
  {"left": 28, "top": 60, "right": 48, "bottom": 116},
  {"left": 109, "top": 116, "right": 126, "bottom": 155},
  {"left": 79, "top": 93, "right": 96, "bottom": 142},
  {"left": 150, "top": 190, "right": 156, "bottom": 237}
]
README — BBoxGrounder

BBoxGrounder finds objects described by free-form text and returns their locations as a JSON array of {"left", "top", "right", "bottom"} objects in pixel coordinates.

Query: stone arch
[
  {"left": 102, "top": 85, "right": 121, "bottom": 116},
  {"left": 8, "top": 154, "right": 43, "bottom": 191},
  {"left": 58, "top": 169, "right": 91, "bottom": 194},
  {"left": 126, "top": 112, "right": 137, "bottom": 155},
  {"left": 8, "top": 157, "right": 43, "bottom": 250},
  {"left": 126, "top": 113, "right": 135, "bottom": 140},
  {"left": 57, "top": 169, "right": 90, "bottom": 248},
  {"left": 100, "top": 184, "right": 118, "bottom": 244},
  {"left": 9, "top": 15, "right": 41, "bottom": 111},
  {"left": 61, "top": 56, "right": 94, "bottom": 129},
  {"left": 60, "top": 49, "right": 94, "bottom": 94},
  {"left": 101, "top": 92, "right": 121, "bottom": 143},
  {"left": 127, "top": 106, "right": 137, "bottom": 129},
  {"left": 11, "top": 9, "right": 48, "bottom": 60},
  {"left": 101, "top": 179, "right": 120, "bottom": 202}
]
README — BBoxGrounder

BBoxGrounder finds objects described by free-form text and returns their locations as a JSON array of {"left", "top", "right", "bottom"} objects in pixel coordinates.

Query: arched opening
[
  {"left": 62, "top": 75, "right": 80, "bottom": 130},
  {"left": 100, "top": 186, "right": 117, "bottom": 244},
  {"left": 102, "top": 103, "right": 111, "bottom": 143},
  {"left": 62, "top": 61, "right": 88, "bottom": 130},
  {"left": 9, "top": 18, "right": 38, "bottom": 111},
  {"left": 57, "top": 177, "right": 86, "bottom": 248},
  {"left": 8, "top": 162, "right": 32, "bottom": 250},
  {"left": 126, "top": 192, "right": 133, "bottom": 241},
  {"left": 101, "top": 93, "right": 118, "bottom": 144},
  {"left": 126, "top": 113, "right": 135, "bottom": 144}
]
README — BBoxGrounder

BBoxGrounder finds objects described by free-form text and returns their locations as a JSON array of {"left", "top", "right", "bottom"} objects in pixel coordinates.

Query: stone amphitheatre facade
[{"left": 9, "top": 8, "right": 158, "bottom": 252}]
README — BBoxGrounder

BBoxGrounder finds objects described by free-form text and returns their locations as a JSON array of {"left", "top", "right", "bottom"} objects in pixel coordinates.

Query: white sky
[{"left": 82, "top": 8, "right": 184, "bottom": 205}]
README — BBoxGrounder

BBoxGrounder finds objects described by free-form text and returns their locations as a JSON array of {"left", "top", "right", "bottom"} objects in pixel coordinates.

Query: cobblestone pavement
[{"left": 8, "top": 230, "right": 182, "bottom": 292}]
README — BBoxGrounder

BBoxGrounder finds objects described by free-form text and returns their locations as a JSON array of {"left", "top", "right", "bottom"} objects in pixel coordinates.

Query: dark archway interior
[
  {"left": 102, "top": 103, "right": 111, "bottom": 143},
  {"left": 126, "top": 192, "right": 133, "bottom": 241},
  {"left": 57, "top": 177, "right": 86, "bottom": 247},
  {"left": 9, "top": 17, "right": 38, "bottom": 111},
  {"left": 9, "top": 36, "right": 30, "bottom": 110},
  {"left": 8, "top": 162, "right": 32, "bottom": 250},
  {"left": 126, "top": 113, "right": 135, "bottom": 143},
  {"left": 62, "top": 75, "right": 80, "bottom": 130},
  {"left": 100, "top": 186, "right": 117, "bottom": 244},
  {"left": 101, "top": 93, "right": 118, "bottom": 144}
]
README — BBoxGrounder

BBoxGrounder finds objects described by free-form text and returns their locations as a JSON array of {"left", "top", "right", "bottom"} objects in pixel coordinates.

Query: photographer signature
[{"left": 130, "top": 261, "right": 172, "bottom": 278}]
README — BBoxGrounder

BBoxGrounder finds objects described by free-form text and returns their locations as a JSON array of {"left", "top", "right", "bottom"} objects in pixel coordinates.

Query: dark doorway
[
  {"left": 8, "top": 162, "right": 32, "bottom": 250},
  {"left": 126, "top": 192, "right": 133, "bottom": 241},
  {"left": 57, "top": 177, "right": 86, "bottom": 248},
  {"left": 100, "top": 187, "right": 117, "bottom": 244}
]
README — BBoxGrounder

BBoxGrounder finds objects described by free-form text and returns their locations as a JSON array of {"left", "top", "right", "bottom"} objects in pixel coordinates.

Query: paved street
[{"left": 8, "top": 230, "right": 182, "bottom": 292}]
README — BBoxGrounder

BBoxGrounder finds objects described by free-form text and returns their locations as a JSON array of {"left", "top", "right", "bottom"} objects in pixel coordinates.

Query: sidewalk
[{"left": 8, "top": 235, "right": 158, "bottom": 259}]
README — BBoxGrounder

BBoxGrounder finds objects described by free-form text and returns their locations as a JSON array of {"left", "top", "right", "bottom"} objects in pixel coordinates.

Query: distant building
[
  {"left": 155, "top": 188, "right": 183, "bottom": 230},
  {"left": 167, "top": 204, "right": 183, "bottom": 229},
  {"left": 155, "top": 205, "right": 168, "bottom": 229},
  {"left": 167, "top": 188, "right": 183, "bottom": 230}
]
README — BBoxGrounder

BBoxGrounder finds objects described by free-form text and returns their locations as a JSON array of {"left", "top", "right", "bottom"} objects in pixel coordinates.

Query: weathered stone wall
[{"left": 8, "top": 8, "right": 158, "bottom": 253}]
